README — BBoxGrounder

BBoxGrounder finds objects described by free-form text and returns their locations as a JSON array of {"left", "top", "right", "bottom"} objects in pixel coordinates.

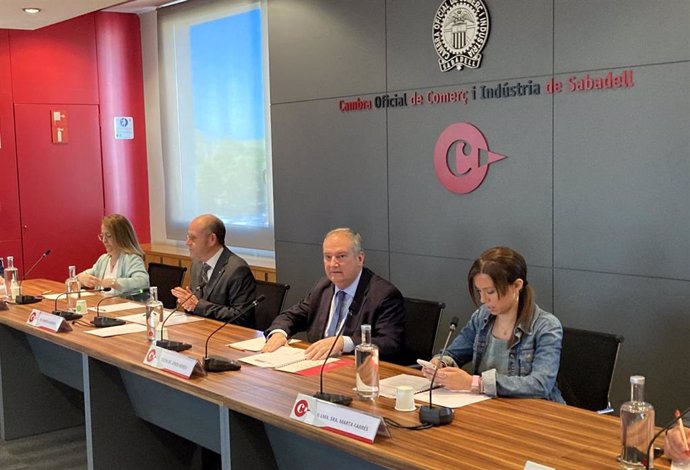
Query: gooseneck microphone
[
  {"left": 644, "top": 406, "right": 690, "bottom": 470},
  {"left": 53, "top": 286, "right": 112, "bottom": 320},
  {"left": 203, "top": 295, "right": 265, "bottom": 372},
  {"left": 419, "top": 316, "right": 459, "bottom": 427},
  {"left": 313, "top": 299, "right": 362, "bottom": 406},
  {"left": 91, "top": 288, "right": 145, "bottom": 327},
  {"left": 15, "top": 249, "right": 51, "bottom": 305},
  {"left": 156, "top": 282, "right": 206, "bottom": 352}
]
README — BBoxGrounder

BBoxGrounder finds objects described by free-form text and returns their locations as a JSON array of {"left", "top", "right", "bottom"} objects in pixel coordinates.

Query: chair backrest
[
  {"left": 255, "top": 280, "right": 290, "bottom": 331},
  {"left": 557, "top": 327, "right": 624, "bottom": 413},
  {"left": 390, "top": 297, "right": 445, "bottom": 367},
  {"left": 147, "top": 263, "right": 187, "bottom": 309}
]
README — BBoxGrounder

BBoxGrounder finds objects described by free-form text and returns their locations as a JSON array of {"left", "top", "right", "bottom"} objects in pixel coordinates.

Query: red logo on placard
[
  {"left": 146, "top": 349, "right": 157, "bottom": 363},
  {"left": 29, "top": 312, "right": 37, "bottom": 322},
  {"left": 433, "top": 122, "right": 507, "bottom": 194},
  {"left": 293, "top": 400, "right": 310, "bottom": 417}
]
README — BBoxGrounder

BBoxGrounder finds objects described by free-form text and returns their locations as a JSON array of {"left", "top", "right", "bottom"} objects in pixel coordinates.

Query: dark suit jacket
[
  {"left": 267, "top": 267, "right": 405, "bottom": 361},
  {"left": 189, "top": 247, "right": 256, "bottom": 328}
]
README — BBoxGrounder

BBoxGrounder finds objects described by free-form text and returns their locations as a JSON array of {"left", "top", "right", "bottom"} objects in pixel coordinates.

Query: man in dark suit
[
  {"left": 171, "top": 214, "right": 256, "bottom": 328},
  {"left": 263, "top": 228, "right": 405, "bottom": 362}
]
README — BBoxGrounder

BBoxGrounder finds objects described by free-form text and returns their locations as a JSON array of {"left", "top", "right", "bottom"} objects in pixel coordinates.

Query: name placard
[
  {"left": 143, "top": 345, "right": 205, "bottom": 379},
  {"left": 26, "top": 309, "right": 72, "bottom": 333},
  {"left": 289, "top": 393, "right": 389, "bottom": 443}
]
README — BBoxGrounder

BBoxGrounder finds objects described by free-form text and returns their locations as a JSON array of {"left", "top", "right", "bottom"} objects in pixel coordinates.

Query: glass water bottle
[
  {"left": 620, "top": 375, "right": 655, "bottom": 469},
  {"left": 65, "top": 265, "right": 80, "bottom": 311},
  {"left": 355, "top": 324, "right": 379, "bottom": 399},
  {"left": 4, "top": 256, "right": 20, "bottom": 301}
]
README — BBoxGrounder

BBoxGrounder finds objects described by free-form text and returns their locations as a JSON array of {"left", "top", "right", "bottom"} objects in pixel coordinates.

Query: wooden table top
[{"left": 0, "top": 280, "right": 670, "bottom": 470}]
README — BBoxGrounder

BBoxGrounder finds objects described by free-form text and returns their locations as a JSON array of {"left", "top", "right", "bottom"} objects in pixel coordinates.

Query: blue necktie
[{"left": 326, "top": 290, "right": 346, "bottom": 337}]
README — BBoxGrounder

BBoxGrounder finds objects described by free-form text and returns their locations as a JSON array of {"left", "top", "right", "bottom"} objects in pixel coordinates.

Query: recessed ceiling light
[{"left": 23, "top": 7, "right": 41, "bottom": 14}]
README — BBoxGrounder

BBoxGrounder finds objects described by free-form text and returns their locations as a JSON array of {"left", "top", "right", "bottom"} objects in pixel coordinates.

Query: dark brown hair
[{"left": 467, "top": 246, "right": 535, "bottom": 327}]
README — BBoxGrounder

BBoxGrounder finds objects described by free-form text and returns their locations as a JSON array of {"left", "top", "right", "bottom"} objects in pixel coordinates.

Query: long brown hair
[
  {"left": 467, "top": 246, "right": 535, "bottom": 330},
  {"left": 102, "top": 214, "right": 144, "bottom": 258}
]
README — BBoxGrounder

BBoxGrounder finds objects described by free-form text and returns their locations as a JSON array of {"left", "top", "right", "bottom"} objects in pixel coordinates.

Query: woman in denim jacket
[{"left": 422, "top": 247, "right": 564, "bottom": 403}]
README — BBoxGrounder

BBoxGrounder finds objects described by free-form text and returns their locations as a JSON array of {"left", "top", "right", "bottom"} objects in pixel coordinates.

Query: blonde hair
[{"left": 102, "top": 214, "right": 144, "bottom": 258}]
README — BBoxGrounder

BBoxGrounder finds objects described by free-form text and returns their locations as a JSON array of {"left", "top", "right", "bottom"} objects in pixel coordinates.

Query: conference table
[{"left": 0, "top": 280, "right": 670, "bottom": 470}]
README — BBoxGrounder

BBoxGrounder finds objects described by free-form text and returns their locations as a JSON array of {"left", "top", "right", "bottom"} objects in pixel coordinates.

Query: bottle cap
[{"left": 630, "top": 375, "right": 645, "bottom": 385}]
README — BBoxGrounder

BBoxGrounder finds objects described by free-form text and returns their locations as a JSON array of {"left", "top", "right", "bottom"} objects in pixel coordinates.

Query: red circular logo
[
  {"left": 293, "top": 400, "right": 310, "bottom": 417},
  {"left": 146, "top": 349, "right": 157, "bottom": 362},
  {"left": 29, "top": 312, "right": 37, "bottom": 322},
  {"left": 433, "top": 122, "right": 507, "bottom": 194}
]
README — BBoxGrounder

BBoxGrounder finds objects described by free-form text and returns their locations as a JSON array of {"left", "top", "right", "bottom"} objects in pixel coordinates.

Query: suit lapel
[
  {"left": 202, "top": 248, "right": 230, "bottom": 299},
  {"left": 344, "top": 268, "right": 371, "bottom": 336}
]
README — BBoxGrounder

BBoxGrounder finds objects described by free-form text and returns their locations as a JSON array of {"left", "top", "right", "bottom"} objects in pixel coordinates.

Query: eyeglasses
[{"left": 98, "top": 233, "right": 113, "bottom": 242}]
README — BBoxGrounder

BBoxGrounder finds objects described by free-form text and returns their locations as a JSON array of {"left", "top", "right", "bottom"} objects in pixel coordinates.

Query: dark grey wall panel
[
  {"left": 391, "top": 252, "right": 554, "bottom": 351},
  {"left": 276, "top": 240, "right": 391, "bottom": 309},
  {"left": 554, "top": 269, "right": 690, "bottom": 422},
  {"left": 267, "top": 0, "right": 386, "bottom": 103},
  {"left": 555, "top": 0, "right": 690, "bottom": 72},
  {"left": 388, "top": 0, "right": 553, "bottom": 91},
  {"left": 554, "top": 62, "right": 690, "bottom": 280},
  {"left": 272, "top": 98, "right": 389, "bottom": 250},
  {"left": 387, "top": 84, "right": 553, "bottom": 266}
]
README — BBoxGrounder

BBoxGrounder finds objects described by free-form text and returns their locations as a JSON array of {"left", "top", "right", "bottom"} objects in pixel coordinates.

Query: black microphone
[
  {"left": 156, "top": 282, "right": 206, "bottom": 352},
  {"left": 419, "top": 316, "right": 459, "bottom": 426},
  {"left": 644, "top": 407, "right": 690, "bottom": 470},
  {"left": 53, "top": 286, "right": 112, "bottom": 321},
  {"left": 203, "top": 295, "right": 265, "bottom": 372},
  {"left": 91, "top": 288, "right": 145, "bottom": 327},
  {"left": 313, "top": 298, "right": 362, "bottom": 406},
  {"left": 15, "top": 249, "right": 51, "bottom": 305}
]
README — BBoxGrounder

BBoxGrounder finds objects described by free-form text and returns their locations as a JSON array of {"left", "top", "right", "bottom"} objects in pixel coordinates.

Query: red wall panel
[
  {"left": 95, "top": 13, "right": 150, "bottom": 243},
  {"left": 15, "top": 104, "right": 104, "bottom": 280},
  {"left": 9, "top": 15, "right": 99, "bottom": 105},
  {"left": 0, "top": 30, "right": 23, "bottom": 269}
]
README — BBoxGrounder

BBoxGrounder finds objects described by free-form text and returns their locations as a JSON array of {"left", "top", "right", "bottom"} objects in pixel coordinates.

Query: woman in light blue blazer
[{"left": 77, "top": 214, "right": 149, "bottom": 294}]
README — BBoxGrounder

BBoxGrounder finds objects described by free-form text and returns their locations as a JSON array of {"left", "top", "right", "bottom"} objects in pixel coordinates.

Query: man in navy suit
[
  {"left": 171, "top": 214, "right": 256, "bottom": 328},
  {"left": 263, "top": 228, "right": 405, "bottom": 361}
]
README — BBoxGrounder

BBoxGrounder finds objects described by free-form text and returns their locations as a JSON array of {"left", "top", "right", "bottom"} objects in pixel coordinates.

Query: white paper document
[
  {"left": 84, "top": 323, "right": 147, "bottom": 337},
  {"left": 379, "top": 374, "right": 434, "bottom": 399},
  {"left": 413, "top": 388, "right": 491, "bottom": 408},
  {"left": 240, "top": 346, "right": 307, "bottom": 368},
  {"left": 118, "top": 311, "right": 204, "bottom": 327},
  {"left": 87, "top": 302, "right": 143, "bottom": 314},
  {"left": 43, "top": 291, "right": 95, "bottom": 300},
  {"left": 228, "top": 336, "right": 301, "bottom": 352}
]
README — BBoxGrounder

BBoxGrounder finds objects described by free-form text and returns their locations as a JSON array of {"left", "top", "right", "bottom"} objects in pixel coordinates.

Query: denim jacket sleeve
[
  {"left": 483, "top": 310, "right": 563, "bottom": 400},
  {"left": 441, "top": 308, "right": 483, "bottom": 367}
]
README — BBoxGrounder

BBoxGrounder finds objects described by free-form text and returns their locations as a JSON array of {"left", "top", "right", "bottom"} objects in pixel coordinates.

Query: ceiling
[{"left": 0, "top": 0, "right": 176, "bottom": 31}]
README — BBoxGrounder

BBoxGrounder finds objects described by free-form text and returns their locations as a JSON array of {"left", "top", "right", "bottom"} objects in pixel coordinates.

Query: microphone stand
[
  {"left": 15, "top": 249, "right": 51, "bottom": 305},
  {"left": 203, "top": 295, "right": 265, "bottom": 372},
  {"left": 53, "top": 286, "right": 111, "bottom": 321},
  {"left": 644, "top": 406, "right": 690, "bottom": 470},
  {"left": 313, "top": 300, "right": 361, "bottom": 406},
  {"left": 91, "top": 288, "right": 145, "bottom": 328},
  {"left": 419, "top": 316, "right": 459, "bottom": 426},
  {"left": 156, "top": 283, "right": 205, "bottom": 352}
]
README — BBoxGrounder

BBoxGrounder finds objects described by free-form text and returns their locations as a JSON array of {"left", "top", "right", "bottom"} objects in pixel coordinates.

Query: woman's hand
[
  {"left": 423, "top": 364, "right": 473, "bottom": 391},
  {"left": 77, "top": 273, "right": 99, "bottom": 288}
]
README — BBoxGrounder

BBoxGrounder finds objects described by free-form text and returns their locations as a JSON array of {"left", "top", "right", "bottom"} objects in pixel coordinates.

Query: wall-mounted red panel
[
  {"left": 9, "top": 14, "right": 99, "bottom": 105},
  {"left": 95, "top": 13, "right": 150, "bottom": 243},
  {"left": 0, "top": 30, "right": 23, "bottom": 268},
  {"left": 15, "top": 104, "right": 104, "bottom": 281}
]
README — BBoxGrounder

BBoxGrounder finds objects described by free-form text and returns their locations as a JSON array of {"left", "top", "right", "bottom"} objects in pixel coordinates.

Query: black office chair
[
  {"left": 557, "top": 327, "right": 624, "bottom": 414},
  {"left": 147, "top": 263, "right": 187, "bottom": 309},
  {"left": 389, "top": 297, "right": 445, "bottom": 367},
  {"left": 254, "top": 280, "right": 290, "bottom": 331}
]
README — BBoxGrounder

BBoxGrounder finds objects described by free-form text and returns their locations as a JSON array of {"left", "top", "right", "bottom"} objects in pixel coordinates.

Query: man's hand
[
  {"left": 171, "top": 286, "right": 198, "bottom": 311},
  {"left": 665, "top": 426, "right": 690, "bottom": 463},
  {"left": 261, "top": 333, "right": 288, "bottom": 352},
  {"left": 305, "top": 337, "right": 344, "bottom": 361}
]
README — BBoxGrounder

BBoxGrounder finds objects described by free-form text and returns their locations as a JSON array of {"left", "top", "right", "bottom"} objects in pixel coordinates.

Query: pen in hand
[{"left": 676, "top": 409, "right": 689, "bottom": 452}]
